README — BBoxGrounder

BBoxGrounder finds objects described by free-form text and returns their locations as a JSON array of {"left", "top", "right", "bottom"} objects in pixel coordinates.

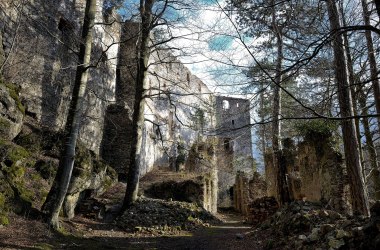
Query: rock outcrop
[
  {"left": 0, "top": 83, "right": 24, "bottom": 140},
  {"left": 63, "top": 144, "right": 118, "bottom": 219}
]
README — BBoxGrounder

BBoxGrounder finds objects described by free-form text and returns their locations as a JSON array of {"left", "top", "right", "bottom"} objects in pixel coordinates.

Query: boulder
[{"left": 0, "top": 141, "right": 33, "bottom": 224}]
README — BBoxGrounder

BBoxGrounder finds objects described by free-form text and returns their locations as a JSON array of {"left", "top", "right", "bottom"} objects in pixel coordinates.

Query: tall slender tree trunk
[
  {"left": 358, "top": 92, "right": 380, "bottom": 200},
  {"left": 326, "top": 0, "right": 370, "bottom": 216},
  {"left": 361, "top": 0, "right": 380, "bottom": 134},
  {"left": 339, "top": 3, "right": 364, "bottom": 167},
  {"left": 122, "top": 0, "right": 155, "bottom": 209},
  {"left": 259, "top": 82, "right": 266, "bottom": 156},
  {"left": 41, "top": 0, "right": 96, "bottom": 229},
  {"left": 271, "top": 1, "right": 290, "bottom": 205}
]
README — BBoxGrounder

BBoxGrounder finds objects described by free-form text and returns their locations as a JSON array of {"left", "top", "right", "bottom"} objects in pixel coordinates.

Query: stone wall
[
  {"left": 214, "top": 96, "right": 253, "bottom": 207},
  {"left": 234, "top": 171, "right": 267, "bottom": 215},
  {"left": 0, "top": 0, "right": 120, "bottom": 153},
  {"left": 101, "top": 22, "right": 215, "bottom": 178},
  {"left": 265, "top": 137, "right": 350, "bottom": 212},
  {"left": 184, "top": 139, "right": 218, "bottom": 213}
]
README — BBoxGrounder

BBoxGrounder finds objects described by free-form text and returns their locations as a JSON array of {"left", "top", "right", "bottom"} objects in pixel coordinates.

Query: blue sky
[{"left": 208, "top": 35, "right": 234, "bottom": 51}]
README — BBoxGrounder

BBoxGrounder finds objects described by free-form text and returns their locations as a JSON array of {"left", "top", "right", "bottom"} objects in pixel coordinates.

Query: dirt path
[
  {"left": 0, "top": 211, "right": 260, "bottom": 250},
  {"left": 124, "top": 212, "right": 257, "bottom": 250}
]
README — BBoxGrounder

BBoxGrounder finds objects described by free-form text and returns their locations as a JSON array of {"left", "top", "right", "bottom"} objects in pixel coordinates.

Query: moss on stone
[
  {"left": 0, "top": 140, "right": 36, "bottom": 218},
  {"left": 0, "top": 117, "right": 11, "bottom": 137},
  {"left": 73, "top": 143, "right": 92, "bottom": 177},
  {"left": 0, "top": 213, "right": 9, "bottom": 225},
  {"left": 34, "top": 160, "right": 57, "bottom": 180},
  {"left": 0, "top": 80, "right": 25, "bottom": 115},
  {"left": 8, "top": 144, "right": 30, "bottom": 163},
  {"left": 15, "top": 132, "right": 43, "bottom": 153}
]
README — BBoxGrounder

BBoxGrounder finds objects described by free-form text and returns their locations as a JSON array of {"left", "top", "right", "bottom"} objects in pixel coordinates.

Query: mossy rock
[
  {"left": 34, "top": 159, "right": 57, "bottom": 180},
  {"left": 14, "top": 131, "right": 43, "bottom": 154},
  {"left": 0, "top": 117, "right": 11, "bottom": 137},
  {"left": 0, "top": 80, "right": 25, "bottom": 115},
  {"left": 74, "top": 143, "right": 93, "bottom": 174},
  {"left": 0, "top": 213, "right": 9, "bottom": 225},
  {"left": 0, "top": 141, "right": 35, "bottom": 218},
  {"left": 0, "top": 193, "right": 9, "bottom": 225}
]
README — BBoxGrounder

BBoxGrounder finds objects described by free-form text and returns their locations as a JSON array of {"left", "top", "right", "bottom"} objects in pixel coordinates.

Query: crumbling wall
[
  {"left": 297, "top": 139, "right": 349, "bottom": 212},
  {"left": 102, "top": 22, "right": 214, "bottom": 177},
  {"left": 183, "top": 139, "right": 218, "bottom": 213},
  {"left": 265, "top": 137, "right": 349, "bottom": 212},
  {"left": 214, "top": 97, "right": 253, "bottom": 207},
  {"left": 234, "top": 171, "right": 267, "bottom": 215}
]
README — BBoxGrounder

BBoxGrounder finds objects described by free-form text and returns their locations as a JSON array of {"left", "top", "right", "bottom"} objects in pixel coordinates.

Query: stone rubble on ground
[
  {"left": 250, "top": 200, "right": 380, "bottom": 250},
  {"left": 117, "top": 197, "right": 220, "bottom": 235},
  {"left": 247, "top": 196, "right": 279, "bottom": 224}
]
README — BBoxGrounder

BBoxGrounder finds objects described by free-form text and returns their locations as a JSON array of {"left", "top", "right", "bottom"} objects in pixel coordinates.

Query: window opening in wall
[
  {"left": 187, "top": 73, "right": 190, "bottom": 85},
  {"left": 236, "top": 103, "right": 239, "bottom": 107},
  {"left": 222, "top": 100, "right": 230, "bottom": 110},
  {"left": 232, "top": 120, "right": 235, "bottom": 125},
  {"left": 153, "top": 124, "right": 161, "bottom": 141},
  {"left": 224, "top": 138, "right": 230, "bottom": 151}
]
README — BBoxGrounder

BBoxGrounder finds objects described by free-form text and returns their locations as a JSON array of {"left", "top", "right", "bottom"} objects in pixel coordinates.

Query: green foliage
[{"left": 295, "top": 120, "right": 339, "bottom": 140}]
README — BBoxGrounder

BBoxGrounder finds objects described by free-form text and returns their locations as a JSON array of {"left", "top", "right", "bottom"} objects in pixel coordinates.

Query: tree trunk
[
  {"left": 339, "top": 3, "right": 364, "bottom": 168},
  {"left": 361, "top": 0, "right": 380, "bottom": 134},
  {"left": 259, "top": 82, "right": 266, "bottom": 156},
  {"left": 326, "top": 0, "right": 370, "bottom": 216},
  {"left": 271, "top": 1, "right": 290, "bottom": 205},
  {"left": 122, "top": 0, "right": 154, "bottom": 209},
  {"left": 358, "top": 91, "right": 380, "bottom": 200},
  {"left": 41, "top": 0, "right": 96, "bottom": 229}
]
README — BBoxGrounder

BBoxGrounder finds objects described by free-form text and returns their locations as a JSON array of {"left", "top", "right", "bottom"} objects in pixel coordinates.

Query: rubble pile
[
  {"left": 252, "top": 201, "right": 380, "bottom": 250},
  {"left": 117, "top": 198, "right": 220, "bottom": 235},
  {"left": 247, "top": 196, "right": 279, "bottom": 224}
]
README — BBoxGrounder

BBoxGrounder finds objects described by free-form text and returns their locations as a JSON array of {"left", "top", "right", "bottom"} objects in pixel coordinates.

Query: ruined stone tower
[{"left": 214, "top": 96, "right": 253, "bottom": 207}]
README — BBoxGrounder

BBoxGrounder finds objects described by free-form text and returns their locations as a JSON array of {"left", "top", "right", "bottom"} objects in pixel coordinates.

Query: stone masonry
[
  {"left": 214, "top": 96, "right": 253, "bottom": 207},
  {"left": 265, "top": 137, "right": 350, "bottom": 213}
]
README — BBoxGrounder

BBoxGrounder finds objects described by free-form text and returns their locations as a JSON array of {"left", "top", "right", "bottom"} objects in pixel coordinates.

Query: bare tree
[
  {"left": 122, "top": 0, "right": 160, "bottom": 208},
  {"left": 41, "top": 0, "right": 97, "bottom": 229},
  {"left": 326, "top": 0, "right": 369, "bottom": 216}
]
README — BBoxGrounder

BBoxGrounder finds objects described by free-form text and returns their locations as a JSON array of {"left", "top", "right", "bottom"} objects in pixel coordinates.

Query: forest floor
[
  {"left": 1, "top": 179, "right": 379, "bottom": 250},
  {"left": 0, "top": 209, "right": 258, "bottom": 250}
]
